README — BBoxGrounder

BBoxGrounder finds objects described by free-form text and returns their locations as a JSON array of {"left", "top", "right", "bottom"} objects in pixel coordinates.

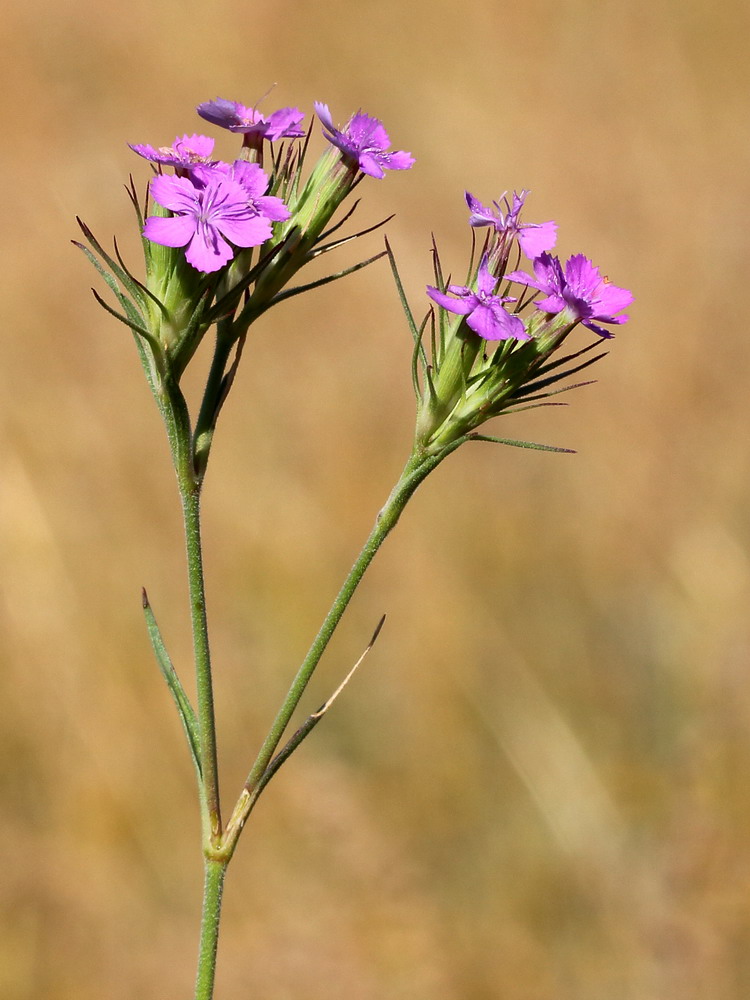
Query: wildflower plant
[{"left": 77, "top": 93, "right": 632, "bottom": 1000}]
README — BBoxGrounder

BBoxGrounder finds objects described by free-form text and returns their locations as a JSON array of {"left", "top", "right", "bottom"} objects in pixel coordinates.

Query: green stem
[
  {"left": 193, "top": 858, "right": 227, "bottom": 1000},
  {"left": 192, "top": 325, "right": 236, "bottom": 480},
  {"left": 181, "top": 481, "right": 222, "bottom": 841},
  {"left": 221, "top": 442, "right": 464, "bottom": 856}
]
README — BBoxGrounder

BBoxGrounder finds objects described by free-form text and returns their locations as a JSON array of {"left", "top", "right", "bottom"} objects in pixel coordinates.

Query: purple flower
[
  {"left": 506, "top": 252, "right": 633, "bottom": 338},
  {"left": 314, "top": 102, "right": 414, "bottom": 179},
  {"left": 427, "top": 256, "right": 529, "bottom": 341},
  {"left": 196, "top": 98, "right": 305, "bottom": 140},
  {"left": 143, "top": 166, "right": 281, "bottom": 273},
  {"left": 128, "top": 133, "right": 217, "bottom": 168},
  {"left": 465, "top": 190, "right": 557, "bottom": 259}
]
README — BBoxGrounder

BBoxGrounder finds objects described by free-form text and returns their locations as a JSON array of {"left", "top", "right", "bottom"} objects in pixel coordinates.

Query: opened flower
[
  {"left": 427, "top": 256, "right": 528, "bottom": 341},
  {"left": 506, "top": 252, "right": 633, "bottom": 338},
  {"left": 129, "top": 134, "right": 216, "bottom": 169},
  {"left": 197, "top": 99, "right": 305, "bottom": 140},
  {"left": 143, "top": 166, "right": 283, "bottom": 273},
  {"left": 314, "top": 102, "right": 414, "bottom": 179},
  {"left": 466, "top": 190, "right": 557, "bottom": 260}
]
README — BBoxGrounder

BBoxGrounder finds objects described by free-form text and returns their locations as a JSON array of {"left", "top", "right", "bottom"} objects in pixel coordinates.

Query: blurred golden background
[{"left": 2, "top": 0, "right": 749, "bottom": 997}]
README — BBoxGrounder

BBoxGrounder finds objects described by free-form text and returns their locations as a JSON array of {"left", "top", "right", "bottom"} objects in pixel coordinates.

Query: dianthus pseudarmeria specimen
[{"left": 78, "top": 92, "right": 632, "bottom": 1000}]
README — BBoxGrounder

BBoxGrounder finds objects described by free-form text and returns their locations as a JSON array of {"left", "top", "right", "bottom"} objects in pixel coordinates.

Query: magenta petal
[
  {"left": 175, "top": 133, "right": 215, "bottom": 158},
  {"left": 427, "top": 286, "right": 474, "bottom": 315},
  {"left": 219, "top": 213, "right": 273, "bottom": 247},
  {"left": 348, "top": 114, "right": 388, "bottom": 149},
  {"left": 256, "top": 195, "right": 291, "bottom": 222},
  {"left": 536, "top": 293, "right": 567, "bottom": 313},
  {"left": 505, "top": 268, "right": 537, "bottom": 288},
  {"left": 466, "top": 303, "right": 506, "bottom": 340},
  {"left": 596, "top": 282, "right": 634, "bottom": 314},
  {"left": 518, "top": 221, "right": 557, "bottom": 259},
  {"left": 149, "top": 174, "right": 198, "bottom": 213},
  {"left": 197, "top": 98, "right": 242, "bottom": 129},
  {"left": 383, "top": 150, "right": 414, "bottom": 171},
  {"left": 465, "top": 192, "right": 498, "bottom": 228},
  {"left": 265, "top": 107, "right": 305, "bottom": 140},
  {"left": 143, "top": 214, "right": 196, "bottom": 248},
  {"left": 476, "top": 256, "right": 496, "bottom": 296},
  {"left": 501, "top": 312, "right": 530, "bottom": 341},
  {"left": 564, "top": 254, "right": 598, "bottom": 287},
  {"left": 582, "top": 320, "right": 616, "bottom": 339},
  {"left": 230, "top": 161, "right": 269, "bottom": 197},
  {"left": 358, "top": 152, "right": 386, "bottom": 178},
  {"left": 314, "top": 102, "right": 334, "bottom": 131},
  {"left": 184, "top": 225, "right": 234, "bottom": 273},
  {"left": 129, "top": 142, "right": 161, "bottom": 161}
]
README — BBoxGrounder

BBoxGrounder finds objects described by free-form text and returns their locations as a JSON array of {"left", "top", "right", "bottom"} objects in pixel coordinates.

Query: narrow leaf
[
  {"left": 316, "top": 198, "right": 362, "bottom": 242},
  {"left": 253, "top": 615, "right": 387, "bottom": 794},
  {"left": 533, "top": 339, "right": 603, "bottom": 377},
  {"left": 510, "top": 379, "right": 596, "bottom": 405},
  {"left": 468, "top": 433, "right": 575, "bottom": 454},
  {"left": 499, "top": 401, "right": 569, "bottom": 415},
  {"left": 313, "top": 213, "right": 394, "bottom": 257},
  {"left": 513, "top": 353, "right": 606, "bottom": 398},
  {"left": 385, "top": 236, "right": 420, "bottom": 343},
  {"left": 142, "top": 589, "right": 202, "bottom": 777},
  {"left": 90, "top": 289, "right": 161, "bottom": 354},
  {"left": 113, "top": 236, "right": 168, "bottom": 319},
  {"left": 411, "top": 312, "right": 431, "bottom": 398},
  {"left": 76, "top": 217, "right": 147, "bottom": 309},
  {"left": 270, "top": 251, "right": 387, "bottom": 307}
]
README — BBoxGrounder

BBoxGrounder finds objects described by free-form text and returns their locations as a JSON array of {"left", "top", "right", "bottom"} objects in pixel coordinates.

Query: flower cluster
[
  {"left": 131, "top": 97, "right": 413, "bottom": 277},
  {"left": 81, "top": 91, "right": 631, "bottom": 472},
  {"left": 409, "top": 189, "right": 633, "bottom": 453},
  {"left": 78, "top": 92, "right": 415, "bottom": 432}
]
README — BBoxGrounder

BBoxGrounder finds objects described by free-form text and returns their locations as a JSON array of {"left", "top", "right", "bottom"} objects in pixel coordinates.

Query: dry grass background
[{"left": 1, "top": 0, "right": 749, "bottom": 997}]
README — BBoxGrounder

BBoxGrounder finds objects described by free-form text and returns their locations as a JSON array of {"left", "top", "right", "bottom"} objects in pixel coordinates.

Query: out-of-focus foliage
[{"left": 1, "top": 1, "right": 749, "bottom": 997}]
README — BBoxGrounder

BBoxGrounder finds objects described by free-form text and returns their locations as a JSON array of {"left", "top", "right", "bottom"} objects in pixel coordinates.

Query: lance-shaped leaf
[
  {"left": 251, "top": 615, "right": 387, "bottom": 797},
  {"left": 268, "top": 250, "right": 387, "bottom": 310},
  {"left": 468, "top": 432, "right": 575, "bottom": 454},
  {"left": 142, "top": 589, "right": 202, "bottom": 778},
  {"left": 76, "top": 217, "right": 148, "bottom": 312}
]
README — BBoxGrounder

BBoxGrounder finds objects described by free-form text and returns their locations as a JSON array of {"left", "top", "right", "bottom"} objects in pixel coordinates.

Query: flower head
[
  {"left": 466, "top": 190, "right": 557, "bottom": 260},
  {"left": 427, "top": 255, "right": 528, "bottom": 341},
  {"left": 129, "top": 134, "right": 216, "bottom": 168},
  {"left": 506, "top": 252, "right": 633, "bottom": 338},
  {"left": 143, "top": 164, "right": 284, "bottom": 273},
  {"left": 314, "top": 102, "right": 414, "bottom": 179},
  {"left": 197, "top": 98, "right": 305, "bottom": 140}
]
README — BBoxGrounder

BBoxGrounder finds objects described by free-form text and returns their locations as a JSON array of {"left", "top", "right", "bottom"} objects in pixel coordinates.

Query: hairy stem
[
  {"left": 193, "top": 858, "right": 227, "bottom": 1000},
  {"left": 181, "top": 481, "right": 222, "bottom": 841}
]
